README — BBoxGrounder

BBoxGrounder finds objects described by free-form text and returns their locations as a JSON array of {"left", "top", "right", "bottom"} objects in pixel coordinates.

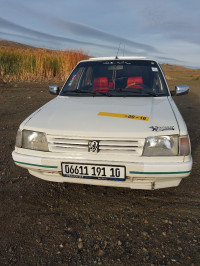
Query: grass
[
  {"left": 161, "top": 64, "right": 200, "bottom": 82},
  {"left": 1, "top": 42, "right": 199, "bottom": 83},
  {"left": 0, "top": 46, "right": 89, "bottom": 81}
]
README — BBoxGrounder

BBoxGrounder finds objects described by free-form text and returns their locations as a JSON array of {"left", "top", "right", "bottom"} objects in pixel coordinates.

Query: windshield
[{"left": 60, "top": 60, "right": 169, "bottom": 97}]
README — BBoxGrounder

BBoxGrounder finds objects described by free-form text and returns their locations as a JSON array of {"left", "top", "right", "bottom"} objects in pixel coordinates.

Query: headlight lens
[
  {"left": 19, "top": 130, "right": 49, "bottom": 151},
  {"left": 143, "top": 135, "right": 179, "bottom": 156}
]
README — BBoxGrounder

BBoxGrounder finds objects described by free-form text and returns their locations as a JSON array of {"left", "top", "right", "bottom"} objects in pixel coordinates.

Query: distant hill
[
  {"left": 0, "top": 40, "right": 37, "bottom": 50},
  {"left": 0, "top": 40, "right": 199, "bottom": 82},
  {"left": 161, "top": 64, "right": 200, "bottom": 82},
  {"left": 161, "top": 63, "right": 197, "bottom": 72},
  {"left": 0, "top": 40, "right": 198, "bottom": 69}
]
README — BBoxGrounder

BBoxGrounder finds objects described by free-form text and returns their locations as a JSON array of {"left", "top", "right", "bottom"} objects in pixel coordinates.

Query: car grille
[{"left": 47, "top": 135, "right": 145, "bottom": 156}]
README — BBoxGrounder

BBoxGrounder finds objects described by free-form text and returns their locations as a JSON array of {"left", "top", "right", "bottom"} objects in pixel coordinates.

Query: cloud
[
  {"left": 138, "top": 0, "right": 200, "bottom": 47},
  {"left": 157, "top": 56, "right": 184, "bottom": 64},
  {"left": 2, "top": 1, "right": 199, "bottom": 67},
  {"left": 0, "top": 16, "right": 158, "bottom": 57},
  {"left": 0, "top": 1, "right": 159, "bottom": 54},
  {"left": 46, "top": 18, "right": 159, "bottom": 53},
  {"left": 0, "top": 17, "right": 126, "bottom": 51},
  {"left": 0, "top": 31, "right": 61, "bottom": 48}
]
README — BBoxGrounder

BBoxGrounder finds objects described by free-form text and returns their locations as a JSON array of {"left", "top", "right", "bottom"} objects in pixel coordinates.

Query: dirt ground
[{"left": 0, "top": 77, "right": 200, "bottom": 265}]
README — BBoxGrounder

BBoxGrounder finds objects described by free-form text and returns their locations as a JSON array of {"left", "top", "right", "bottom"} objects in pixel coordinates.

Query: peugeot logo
[{"left": 88, "top": 140, "right": 99, "bottom": 153}]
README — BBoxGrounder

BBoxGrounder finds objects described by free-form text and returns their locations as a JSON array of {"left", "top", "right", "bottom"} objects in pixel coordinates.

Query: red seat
[
  {"left": 108, "top": 81, "right": 114, "bottom": 88},
  {"left": 93, "top": 77, "right": 109, "bottom": 92},
  {"left": 127, "top": 76, "right": 143, "bottom": 89}
]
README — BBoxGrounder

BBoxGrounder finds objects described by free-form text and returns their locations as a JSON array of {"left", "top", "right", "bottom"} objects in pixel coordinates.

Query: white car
[{"left": 12, "top": 57, "right": 192, "bottom": 190}]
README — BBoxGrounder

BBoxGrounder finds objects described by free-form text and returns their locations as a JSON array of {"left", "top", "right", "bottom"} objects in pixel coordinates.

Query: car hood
[{"left": 23, "top": 96, "right": 180, "bottom": 138}]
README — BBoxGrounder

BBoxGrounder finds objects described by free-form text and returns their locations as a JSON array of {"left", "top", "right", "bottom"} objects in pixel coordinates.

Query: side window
[
  {"left": 80, "top": 67, "right": 93, "bottom": 89},
  {"left": 152, "top": 72, "right": 167, "bottom": 93},
  {"left": 63, "top": 67, "right": 84, "bottom": 91}
]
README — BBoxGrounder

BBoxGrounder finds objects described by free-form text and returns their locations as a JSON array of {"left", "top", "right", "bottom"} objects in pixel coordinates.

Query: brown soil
[{"left": 0, "top": 77, "right": 200, "bottom": 265}]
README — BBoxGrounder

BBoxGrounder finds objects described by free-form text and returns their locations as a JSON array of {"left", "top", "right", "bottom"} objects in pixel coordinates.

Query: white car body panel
[
  {"left": 21, "top": 96, "right": 179, "bottom": 138},
  {"left": 12, "top": 57, "right": 192, "bottom": 190}
]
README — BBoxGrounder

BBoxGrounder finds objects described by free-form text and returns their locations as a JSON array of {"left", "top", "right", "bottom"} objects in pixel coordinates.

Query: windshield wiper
[
  {"left": 116, "top": 89, "right": 159, "bottom": 97},
  {"left": 62, "top": 89, "right": 95, "bottom": 94},
  {"left": 140, "top": 90, "right": 159, "bottom": 97},
  {"left": 118, "top": 83, "right": 159, "bottom": 97},
  {"left": 62, "top": 89, "right": 112, "bottom": 96}
]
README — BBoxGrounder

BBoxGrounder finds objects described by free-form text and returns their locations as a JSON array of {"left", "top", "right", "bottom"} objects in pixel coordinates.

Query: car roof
[{"left": 79, "top": 56, "right": 158, "bottom": 64}]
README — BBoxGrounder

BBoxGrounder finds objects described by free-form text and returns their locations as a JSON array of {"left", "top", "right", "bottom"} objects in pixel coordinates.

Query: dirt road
[{"left": 0, "top": 79, "right": 200, "bottom": 265}]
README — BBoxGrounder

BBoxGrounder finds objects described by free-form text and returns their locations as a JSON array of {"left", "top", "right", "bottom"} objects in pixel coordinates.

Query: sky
[{"left": 0, "top": 0, "right": 200, "bottom": 68}]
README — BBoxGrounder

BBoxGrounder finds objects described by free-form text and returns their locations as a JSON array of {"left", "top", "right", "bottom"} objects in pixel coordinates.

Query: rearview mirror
[
  {"left": 171, "top": 85, "right": 189, "bottom": 96},
  {"left": 49, "top": 86, "right": 60, "bottom": 95}
]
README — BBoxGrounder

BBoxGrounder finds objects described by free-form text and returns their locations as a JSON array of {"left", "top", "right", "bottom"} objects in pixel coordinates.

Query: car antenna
[
  {"left": 115, "top": 41, "right": 121, "bottom": 59},
  {"left": 123, "top": 44, "right": 125, "bottom": 56}
]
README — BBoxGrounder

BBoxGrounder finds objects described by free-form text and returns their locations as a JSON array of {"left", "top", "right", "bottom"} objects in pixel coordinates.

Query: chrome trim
[
  {"left": 175, "top": 85, "right": 189, "bottom": 96},
  {"left": 49, "top": 86, "right": 60, "bottom": 95}
]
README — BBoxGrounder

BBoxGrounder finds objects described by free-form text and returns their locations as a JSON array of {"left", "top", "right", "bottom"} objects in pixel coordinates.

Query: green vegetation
[
  {"left": 0, "top": 42, "right": 199, "bottom": 83},
  {"left": 0, "top": 46, "right": 89, "bottom": 81}
]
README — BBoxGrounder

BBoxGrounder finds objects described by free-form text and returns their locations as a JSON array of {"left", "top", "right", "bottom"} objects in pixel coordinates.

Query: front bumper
[{"left": 12, "top": 150, "right": 192, "bottom": 190}]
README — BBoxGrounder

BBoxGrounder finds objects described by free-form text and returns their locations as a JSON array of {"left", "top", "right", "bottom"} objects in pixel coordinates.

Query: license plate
[{"left": 61, "top": 163, "right": 126, "bottom": 181}]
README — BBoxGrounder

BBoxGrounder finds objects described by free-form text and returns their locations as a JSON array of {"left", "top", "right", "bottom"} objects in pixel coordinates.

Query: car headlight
[
  {"left": 15, "top": 129, "right": 49, "bottom": 151},
  {"left": 143, "top": 135, "right": 179, "bottom": 156},
  {"left": 143, "top": 135, "right": 190, "bottom": 156}
]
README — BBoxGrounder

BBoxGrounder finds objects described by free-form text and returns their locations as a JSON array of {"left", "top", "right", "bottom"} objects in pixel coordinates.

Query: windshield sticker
[
  {"left": 103, "top": 61, "right": 131, "bottom": 65},
  {"left": 108, "top": 65, "right": 124, "bottom": 70},
  {"left": 152, "top": 67, "right": 158, "bottom": 72},
  {"left": 98, "top": 112, "right": 149, "bottom": 121},
  {"left": 150, "top": 126, "right": 175, "bottom": 132},
  {"left": 68, "top": 74, "right": 77, "bottom": 86}
]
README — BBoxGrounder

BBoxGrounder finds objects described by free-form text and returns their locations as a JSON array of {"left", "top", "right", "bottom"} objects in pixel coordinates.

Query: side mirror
[
  {"left": 171, "top": 85, "right": 189, "bottom": 96},
  {"left": 49, "top": 86, "right": 60, "bottom": 95}
]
